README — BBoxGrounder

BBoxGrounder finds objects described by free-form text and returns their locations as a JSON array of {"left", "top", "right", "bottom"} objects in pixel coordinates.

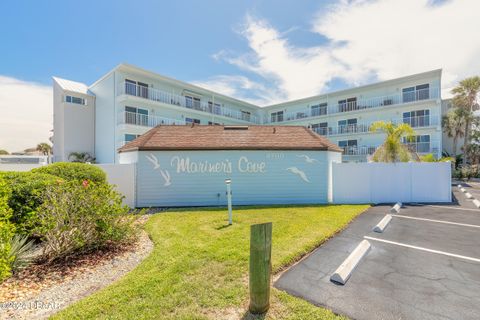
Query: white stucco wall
[{"left": 52, "top": 81, "right": 95, "bottom": 162}]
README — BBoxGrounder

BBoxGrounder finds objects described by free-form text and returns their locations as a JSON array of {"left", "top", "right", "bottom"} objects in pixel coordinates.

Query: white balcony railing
[
  {"left": 342, "top": 146, "right": 377, "bottom": 156},
  {"left": 118, "top": 111, "right": 186, "bottom": 127},
  {"left": 312, "top": 115, "right": 438, "bottom": 137},
  {"left": 266, "top": 87, "right": 440, "bottom": 123},
  {"left": 118, "top": 82, "right": 260, "bottom": 124},
  {"left": 342, "top": 141, "right": 439, "bottom": 157}
]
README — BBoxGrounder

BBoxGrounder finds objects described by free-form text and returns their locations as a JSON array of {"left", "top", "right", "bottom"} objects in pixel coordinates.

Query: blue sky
[
  {"left": 0, "top": 0, "right": 333, "bottom": 88},
  {"left": 0, "top": 0, "right": 479, "bottom": 151}
]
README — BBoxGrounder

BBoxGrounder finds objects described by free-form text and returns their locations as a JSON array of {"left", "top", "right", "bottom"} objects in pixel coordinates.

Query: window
[
  {"left": 312, "top": 122, "right": 328, "bottom": 135},
  {"left": 338, "top": 118, "right": 357, "bottom": 134},
  {"left": 208, "top": 121, "right": 221, "bottom": 125},
  {"left": 185, "top": 118, "right": 201, "bottom": 124},
  {"left": 185, "top": 96, "right": 201, "bottom": 109},
  {"left": 65, "top": 95, "right": 86, "bottom": 105},
  {"left": 241, "top": 110, "right": 251, "bottom": 121},
  {"left": 403, "top": 135, "right": 430, "bottom": 153},
  {"left": 338, "top": 140, "right": 358, "bottom": 154},
  {"left": 402, "top": 84, "right": 430, "bottom": 102},
  {"left": 138, "top": 82, "right": 148, "bottom": 99},
  {"left": 338, "top": 97, "right": 357, "bottom": 112},
  {"left": 125, "top": 134, "right": 140, "bottom": 142},
  {"left": 311, "top": 103, "right": 327, "bottom": 116},
  {"left": 403, "top": 109, "right": 430, "bottom": 127},
  {"left": 208, "top": 101, "right": 221, "bottom": 114},
  {"left": 124, "top": 79, "right": 149, "bottom": 98},
  {"left": 125, "top": 79, "right": 137, "bottom": 96},
  {"left": 124, "top": 106, "right": 149, "bottom": 126},
  {"left": 271, "top": 111, "right": 284, "bottom": 123}
]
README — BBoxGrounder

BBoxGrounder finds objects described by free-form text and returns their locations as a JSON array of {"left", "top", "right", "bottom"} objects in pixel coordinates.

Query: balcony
[
  {"left": 266, "top": 87, "right": 440, "bottom": 123},
  {"left": 118, "top": 81, "right": 260, "bottom": 124},
  {"left": 342, "top": 141, "right": 439, "bottom": 158},
  {"left": 342, "top": 146, "right": 377, "bottom": 156},
  {"left": 311, "top": 115, "right": 438, "bottom": 137},
  {"left": 117, "top": 111, "right": 186, "bottom": 127}
]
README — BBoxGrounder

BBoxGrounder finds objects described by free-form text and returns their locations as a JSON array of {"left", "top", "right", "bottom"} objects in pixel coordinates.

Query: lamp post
[{"left": 225, "top": 178, "right": 232, "bottom": 225}]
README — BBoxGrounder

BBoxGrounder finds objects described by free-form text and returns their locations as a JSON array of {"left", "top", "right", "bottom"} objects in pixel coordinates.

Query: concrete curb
[
  {"left": 473, "top": 199, "right": 480, "bottom": 208},
  {"left": 390, "top": 202, "right": 402, "bottom": 213},
  {"left": 465, "top": 192, "right": 474, "bottom": 199},
  {"left": 330, "top": 240, "right": 371, "bottom": 285},
  {"left": 373, "top": 214, "right": 392, "bottom": 233}
]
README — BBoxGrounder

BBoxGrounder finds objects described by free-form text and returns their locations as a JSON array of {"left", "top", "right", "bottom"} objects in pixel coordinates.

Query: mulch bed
[
  {"left": 0, "top": 215, "right": 153, "bottom": 320},
  {"left": 0, "top": 243, "right": 134, "bottom": 302}
]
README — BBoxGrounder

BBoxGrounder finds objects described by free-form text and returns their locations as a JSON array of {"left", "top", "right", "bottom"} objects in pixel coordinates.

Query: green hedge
[
  {"left": 32, "top": 162, "right": 106, "bottom": 184},
  {"left": 0, "top": 176, "right": 15, "bottom": 281},
  {"left": 0, "top": 171, "right": 61, "bottom": 236},
  {"left": 36, "top": 180, "right": 136, "bottom": 261}
]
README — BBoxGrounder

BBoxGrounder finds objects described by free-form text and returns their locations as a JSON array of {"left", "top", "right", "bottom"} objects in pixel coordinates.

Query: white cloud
[
  {"left": 192, "top": 75, "right": 283, "bottom": 105},
  {"left": 208, "top": 0, "right": 480, "bottom": 105},
  {"left": 0, "top": 76, "right": 52, "bottom": 153},
  {"left": 314, "top": 0, "right": 480, "bottom": 88}
]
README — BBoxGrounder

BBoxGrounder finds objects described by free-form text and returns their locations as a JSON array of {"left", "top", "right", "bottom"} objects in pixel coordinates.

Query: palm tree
[
  {"left": 370, "top": 121, "right": 416, "bottom": 162},
  {"left": 36, "top": 143, "right": 52, "bottom": 156},
  {"left": 451, "top": 76, "right": 480, "bottom": 165},
  {"left": 442, "top": 107, "right": 466, "bottom": 158},
  {"left": 68, "top": 152, "right": 96, "bottom": 163}
]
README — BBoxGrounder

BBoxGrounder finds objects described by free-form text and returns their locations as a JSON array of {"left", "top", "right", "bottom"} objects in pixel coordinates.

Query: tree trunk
[
  {"left": 453, "top": 136, "right": 458, "bottom": 158},
  {"left": 463, "top": 118, "right": 471, "bottom": 165}
]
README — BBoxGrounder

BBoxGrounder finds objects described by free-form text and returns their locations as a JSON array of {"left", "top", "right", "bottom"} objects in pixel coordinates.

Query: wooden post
[{"left": 249, "top": 222, "right": 272, "bottom": 314}]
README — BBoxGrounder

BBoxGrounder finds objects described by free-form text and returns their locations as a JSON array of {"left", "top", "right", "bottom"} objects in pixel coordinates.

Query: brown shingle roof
[{"left": 118, "top": 125, "right": 342, "bottom": 152}]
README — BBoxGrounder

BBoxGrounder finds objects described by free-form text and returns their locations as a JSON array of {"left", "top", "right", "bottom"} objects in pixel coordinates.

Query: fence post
[{"left": 249, "top": 222, "right": 272, "bottom": 314}]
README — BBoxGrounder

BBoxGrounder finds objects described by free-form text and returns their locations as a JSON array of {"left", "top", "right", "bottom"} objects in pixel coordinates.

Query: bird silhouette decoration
[
  {"left": 296, "top": 154, "right": 319, "bottom": 163},
  {"left": 286, "top": 167, "right": 310, "bottom": 183},
  {"left": 146, "top": 154, "right": 171, "bottom": 186}
]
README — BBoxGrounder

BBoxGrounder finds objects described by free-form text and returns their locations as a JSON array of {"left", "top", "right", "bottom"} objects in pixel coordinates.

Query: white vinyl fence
[
  {"left": 96, "top": 164, "right": 136, "bottom": 207},
  {"left": 0, "top": 163, "right": 44, "bottom": 171},
  {"left": 332, "top": 162, "right": 452, "bottom": 204}
]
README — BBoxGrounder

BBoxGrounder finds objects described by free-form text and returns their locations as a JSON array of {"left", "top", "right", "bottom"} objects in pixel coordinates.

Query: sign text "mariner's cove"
[{"left": 170, "top": 156, "right": 266, "bottom": 174}]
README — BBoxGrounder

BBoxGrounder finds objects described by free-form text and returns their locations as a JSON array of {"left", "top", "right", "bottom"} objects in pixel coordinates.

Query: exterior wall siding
[
  {"left": 52, "top": 81, "right": 95, "bottom": 162},
  {"left": 124, "top": 150, "right": 338, "bottom": 207},
  {"left": 90, "top": 72, "right": 116, "bottom": 163},
  {"left": 53, "top": 65, "right": 445, "bottom": 164}
]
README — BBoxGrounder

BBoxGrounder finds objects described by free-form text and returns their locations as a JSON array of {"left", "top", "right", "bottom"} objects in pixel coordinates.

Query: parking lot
[{"left": 275, "top": 186, "right": 480, "bottom": 320}]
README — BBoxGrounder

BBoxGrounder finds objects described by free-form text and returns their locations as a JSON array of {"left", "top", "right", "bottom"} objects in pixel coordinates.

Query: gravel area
[{"left": 0, "top": 230, "right": 153, "bottom": 320}]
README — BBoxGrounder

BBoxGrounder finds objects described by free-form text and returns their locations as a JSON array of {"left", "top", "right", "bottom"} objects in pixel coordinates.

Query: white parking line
[
  {"left": 391, "top": 214, "right": 480, "bottom": 229},
  {"left": 364, "top": 236, "right": 480, "bottom": 263},
  {"left": 427, "top": 205, "right": 479, "bottom": 212}
]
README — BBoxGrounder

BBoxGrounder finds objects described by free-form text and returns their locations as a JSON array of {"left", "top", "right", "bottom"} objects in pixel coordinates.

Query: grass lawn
[{"left": 52, "top": 204, "right": 369, "bottom": 320}]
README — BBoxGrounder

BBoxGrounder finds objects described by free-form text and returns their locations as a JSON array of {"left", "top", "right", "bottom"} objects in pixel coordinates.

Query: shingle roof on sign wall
[{"left": 118, "top": 125, "right": 343, "bottom": 152}]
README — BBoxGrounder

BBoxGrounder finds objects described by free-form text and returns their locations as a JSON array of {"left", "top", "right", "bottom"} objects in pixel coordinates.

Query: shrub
[
  {"left": 35, "top": 180, "right": 137, "bottom": 261},
  {"left": 32, "top": 162, "right": 106, "bottom": 184},
  {"left": 0, "top": 171, "right": 61, "bottom": 236},
  {"left": 7, "top": 234, "right": 36, "bottom": 272},
  {"left": 0, "top": 177, "right": 15, "bottom": 281},
  {"left": 0, "top": 221, "right": 15, "bottom": 282}
]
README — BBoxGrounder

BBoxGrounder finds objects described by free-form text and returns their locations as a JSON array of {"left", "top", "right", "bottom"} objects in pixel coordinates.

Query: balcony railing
[
  {"left": 118, "top": 111, "right": 186, "bottom": 127},
  {"left": 311, "top": 115, "right": 438, "bottom": 137},
  {"left": 404, "top": 142, "right": 437, "bottom": 154},
  {"left": 342, "top": 146, "right": 377, "bottom": 156},
  {"left": 118, "top": 81, "right": 260, "bottom": 124},
  {"left": 342, "top": 141, "right": 439, "bottom": 157},
  {"left": 266, "top": 87, "right": 440, "bottom": 123}
]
